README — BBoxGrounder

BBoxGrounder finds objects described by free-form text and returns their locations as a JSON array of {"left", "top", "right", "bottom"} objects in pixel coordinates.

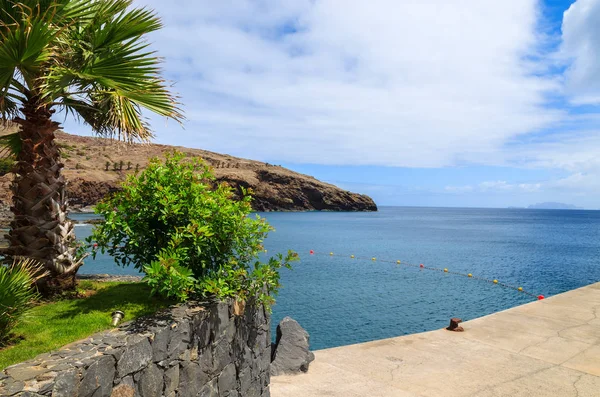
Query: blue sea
[{"left": 73, "top": 207, "right": 600, "bottom": 350}]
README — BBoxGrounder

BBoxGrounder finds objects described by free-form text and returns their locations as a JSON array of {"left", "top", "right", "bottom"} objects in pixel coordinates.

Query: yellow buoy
[
  {"left": 444, "top": 268, "right": 448, "bottom": 273},
  {"left": 518, "top": 287, "right": 523, "bottom": 291},
  {"left": 372, "top": 257, "right": 376, "bottom": 261},
  {"left": 468, "top": 273, "right": 473, "bottom": 278},
  {"left": 493, "top": 279, "right": 498, "bottom": 284},
  {"left": 330, "top": 252, "right": 333, "bottom": 256},
  {"left": 350, "top": 255, "right": 355, "bottom": 258},
  {"left": 264, "top": 250, "right": 268, "bottom": 253},
  {"left": 396, "top": 260, "right": 401, "bottom": 264}
]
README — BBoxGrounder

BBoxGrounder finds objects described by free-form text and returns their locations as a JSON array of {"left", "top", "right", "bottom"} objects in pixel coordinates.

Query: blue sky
[{"left": 67, "top": 0, "right": 600, "bottom": 208}]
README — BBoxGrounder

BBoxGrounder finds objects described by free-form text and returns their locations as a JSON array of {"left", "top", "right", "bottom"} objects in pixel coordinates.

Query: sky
[{"left": 66, "top": 0, "right": 600, "bottom": 208}]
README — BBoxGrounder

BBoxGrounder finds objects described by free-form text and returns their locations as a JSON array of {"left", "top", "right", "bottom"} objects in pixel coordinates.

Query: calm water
[{"left": 73, "top": 207, "right": 600, "bottom": 350}]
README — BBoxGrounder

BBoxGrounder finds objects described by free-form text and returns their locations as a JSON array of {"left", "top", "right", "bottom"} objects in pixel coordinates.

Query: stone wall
[{"left": 0, "top": 299, "right": 271, "bottom": 397}]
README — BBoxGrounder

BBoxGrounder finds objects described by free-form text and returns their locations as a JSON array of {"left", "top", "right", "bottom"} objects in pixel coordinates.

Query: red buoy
[
  {"left": 537, "top": 295, "right": 545, "bottom": 300},
  {"left": 420, "top": 264, "right": 424, "bottom": 268},
  {"left": 309, "top": 250, "right": 314, "bottom": 255}
]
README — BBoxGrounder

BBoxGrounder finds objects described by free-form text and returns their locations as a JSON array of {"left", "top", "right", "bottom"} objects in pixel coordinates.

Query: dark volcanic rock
[
  {"left": 79, "top": 355, "right": 115, "bottom": 397},
  {"left": 217, "top": 363, "right": 236, "bottom": 395},
  {"left": 117, "top": 337, "right": 152, "bottom": 378},
  {"left": 138, "top": 364, "right": 162, "bottom": 397},
  {"left": 68, "top": 178, "right": 119, "bottom": 208},
  {"left": 163, "top": 365, "right": 179, "bottom": 397},
  {"left": 52, "top": 369, "right": 80, "bottom": 397},
  {"left": 270, "top": 317, "right": 315, "bottom": 376},
  {"left": 178, "top": 362, "right": 208, "bottom": 397}
]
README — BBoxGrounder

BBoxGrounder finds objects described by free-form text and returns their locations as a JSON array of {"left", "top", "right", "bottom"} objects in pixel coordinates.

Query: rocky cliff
[{"left": 0, "top": 132, "right": 376, "bottom": 227}]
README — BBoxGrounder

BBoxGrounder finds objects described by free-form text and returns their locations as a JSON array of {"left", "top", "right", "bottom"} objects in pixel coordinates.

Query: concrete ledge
[{"left": 271, "top": 282, "right": 600, "bottom": 397}]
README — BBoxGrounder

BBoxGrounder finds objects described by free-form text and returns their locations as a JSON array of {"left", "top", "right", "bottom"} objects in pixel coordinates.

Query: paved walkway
[{"left": 271, "top": 282, "right": 600, "bottom": 397}]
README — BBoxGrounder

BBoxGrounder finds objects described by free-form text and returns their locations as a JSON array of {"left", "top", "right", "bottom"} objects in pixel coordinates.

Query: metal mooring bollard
[{"left": 446, "top": 317, "right": 464, "bottom": 332}]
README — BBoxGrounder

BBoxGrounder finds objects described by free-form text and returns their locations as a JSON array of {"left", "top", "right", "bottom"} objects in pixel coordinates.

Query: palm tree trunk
[{"left": 4, "top": 100, "right": 83, "bottom": 295}]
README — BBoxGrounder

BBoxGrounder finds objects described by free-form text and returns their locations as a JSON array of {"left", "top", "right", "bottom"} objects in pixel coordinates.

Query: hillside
[{"left": 0, "top": 131, "right": 376, "bottom": 227}]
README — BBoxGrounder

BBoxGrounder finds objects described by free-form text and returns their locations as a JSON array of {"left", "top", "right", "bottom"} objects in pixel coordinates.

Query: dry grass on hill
[{"left": 0, "top": 128, "right": 376, "bottom": 223}]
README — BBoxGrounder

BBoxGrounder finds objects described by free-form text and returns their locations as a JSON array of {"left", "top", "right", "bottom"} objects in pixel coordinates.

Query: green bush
[
  {"left": 0, "top": 258, "right": 44, "bottom": 346},
  {"left": 89, "top": 152, "right": 297, "bottom": 307},
  {"left": 0, "top": 158, "right": 14, "bottom": 175}
]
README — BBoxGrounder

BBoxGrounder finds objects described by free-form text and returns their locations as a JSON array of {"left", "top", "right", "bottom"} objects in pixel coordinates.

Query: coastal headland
[{"left": 0, "top": 131, "right": 377, "bottom": 229}]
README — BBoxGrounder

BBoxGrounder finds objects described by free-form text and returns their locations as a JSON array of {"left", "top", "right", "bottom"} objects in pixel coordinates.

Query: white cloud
[
  {"left": 479, "top": 181, "right": 514, "bottom": 191},
  {"left": 517, "top": 182, "right": 542, "bottom": 192},
  {"left": 547, "top": 172, "right": 600, "bottom": 192},
  {"left": 445, "top": 185, "right": 474, "bottom": 193},
  {"left": 134, "top": 0, "right": 564, "bottom": 168},
  {"left": 445, "top": 180, "right": 541, "bottom": 194},
  {"left": 561, "top": 0, "right": 600, "bottom": 104}
]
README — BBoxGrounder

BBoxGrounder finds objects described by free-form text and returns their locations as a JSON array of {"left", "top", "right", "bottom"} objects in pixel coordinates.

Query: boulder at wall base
[{"left": 270, "top": 317, "right": 315, "bottom": 376}]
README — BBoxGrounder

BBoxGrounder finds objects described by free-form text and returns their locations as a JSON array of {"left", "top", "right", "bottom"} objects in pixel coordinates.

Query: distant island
[{"left": 527, "top": 202, "right": 583, "bottom": 210}]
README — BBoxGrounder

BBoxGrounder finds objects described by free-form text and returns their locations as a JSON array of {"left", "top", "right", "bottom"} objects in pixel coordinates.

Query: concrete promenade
[{"left": 271, "top": 282, "right": 600, "bottom": 397}]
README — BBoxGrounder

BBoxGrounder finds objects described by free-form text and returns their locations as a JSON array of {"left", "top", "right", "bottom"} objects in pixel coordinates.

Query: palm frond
[
  {"left": 90, "top": 3, "right": 162, "bottom": 50},
  {"left": 0, "top": 0, "right": 95, "bottom": 25},
  {"left": 43, "top": 0, "right": 183, "bottom": 141},
  {"left": 121, "top": 79, "right": 181, "bottom": 118},
  {"left": 45, "top": 41, "right": 161, "bottom": 94},
  {"left": 66, "top": 91, "right": 153, "bottom": 140},
  {"left": 3, "top": 0, "right": 183, "bottom": 143},
  {"left": 0, "top": 131, "right": 20, "bottom": 157},
  {"left": 0, "top": 0, "right": 21, "bottom": 26},
  {"left": 60, "top": 0, "right": 99, "bottom": 23},
  {"left": 0, "top": 5, "right": 56, "bottom": 91},
  {"left": 0, "top": 95, "right": 19, "bottom": 121}
]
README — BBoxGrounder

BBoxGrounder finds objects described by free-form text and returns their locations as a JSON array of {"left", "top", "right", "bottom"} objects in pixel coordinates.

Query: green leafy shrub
[
  {"left": 89, "top": 152, "right": 297, "bottom": 308},
  {"left": 0, "top": 258, "right": 45, "bottom": 346},
  {"left": 0, "top": 158, "right": 14, "bottom": 176}
]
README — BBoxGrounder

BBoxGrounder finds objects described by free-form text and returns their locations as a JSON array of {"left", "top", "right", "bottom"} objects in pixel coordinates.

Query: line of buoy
[{"left": 307, "top": 250, "right": 544, "bottom": 300}]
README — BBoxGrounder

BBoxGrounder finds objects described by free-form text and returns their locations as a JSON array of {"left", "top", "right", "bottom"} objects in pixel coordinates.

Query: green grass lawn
[{"left": 0, "top": 281, "right": 172, "bottom": 370}]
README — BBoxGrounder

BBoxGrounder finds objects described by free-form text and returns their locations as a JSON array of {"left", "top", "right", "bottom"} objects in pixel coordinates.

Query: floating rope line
[{"left": 308, "top": 250, "right": 544, "bottom": 300}]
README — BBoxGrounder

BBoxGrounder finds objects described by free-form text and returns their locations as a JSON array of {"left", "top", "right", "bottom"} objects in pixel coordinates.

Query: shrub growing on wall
[{"left": 89, "top": 152, "right": 297, "bottom": 306}]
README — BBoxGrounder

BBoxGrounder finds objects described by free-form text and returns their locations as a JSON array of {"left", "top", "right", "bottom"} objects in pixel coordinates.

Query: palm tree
[{"left": 0, "top": 0, "right": 182, "bottom": 294}]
